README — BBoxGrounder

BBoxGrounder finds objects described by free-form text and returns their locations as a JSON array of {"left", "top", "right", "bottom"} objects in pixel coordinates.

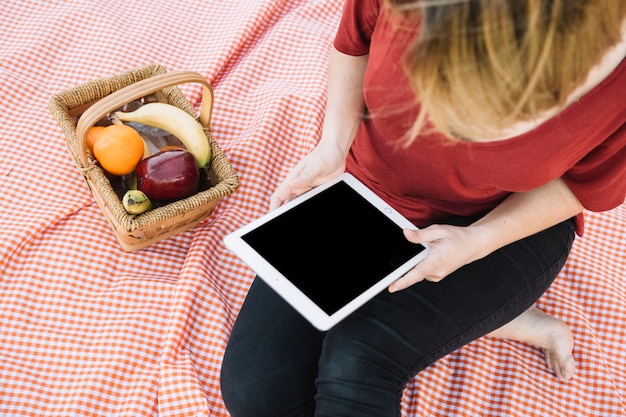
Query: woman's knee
[
  {"left": 314, "top": 327, "right": 406, "bottom": 416},
  {"left": 221, "top": 359, "right": 311, "bottom": 417},
  {"left": 221, "top": 338, "right": 318, "bottom": 417},
  {"left": 220, "top": 352, "right": 257, "bottom": 417}
]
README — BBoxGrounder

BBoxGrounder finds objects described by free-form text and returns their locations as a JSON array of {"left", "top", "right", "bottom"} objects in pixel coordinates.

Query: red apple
[{"left": 135, "top": 148, "right": 199, "bottom": 201}]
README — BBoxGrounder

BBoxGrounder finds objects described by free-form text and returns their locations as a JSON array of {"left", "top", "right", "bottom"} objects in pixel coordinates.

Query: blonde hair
[{"left": 384, "top": 0, "right": 626, "bottom": 142}]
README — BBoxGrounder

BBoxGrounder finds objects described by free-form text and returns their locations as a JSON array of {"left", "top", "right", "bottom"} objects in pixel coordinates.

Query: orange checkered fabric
[{"left": 0, "top": 1, "right": 624, "bottom": 416}]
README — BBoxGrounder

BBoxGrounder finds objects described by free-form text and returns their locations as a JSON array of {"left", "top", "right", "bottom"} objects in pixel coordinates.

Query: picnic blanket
[{"left": 1, "top": 1, "right": 624, "bottom": 416}]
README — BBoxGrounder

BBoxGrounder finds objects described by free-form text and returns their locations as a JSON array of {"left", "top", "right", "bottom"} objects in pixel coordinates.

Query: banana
[
  {"left": 142, "top": 137, "right": 152, "bottom": 159},
  {"left": 114, "top": 103, "right": 211, "bottom": 168},
  {"left": 122, "top": 189, "right": 153, "bottom": 214}
]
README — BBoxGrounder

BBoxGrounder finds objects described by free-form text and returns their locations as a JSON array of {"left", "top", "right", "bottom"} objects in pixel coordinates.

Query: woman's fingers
[
  {"left": 269, "top": 177, "right": 313, "bottom": 210},
  {"left": 389, "top": 225, "right": 474, "bottom": 292}
]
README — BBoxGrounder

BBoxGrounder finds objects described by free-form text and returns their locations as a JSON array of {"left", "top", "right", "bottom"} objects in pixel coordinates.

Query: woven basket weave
[{"left": 48, "top": 64, "right": 239, "bottom": 251}]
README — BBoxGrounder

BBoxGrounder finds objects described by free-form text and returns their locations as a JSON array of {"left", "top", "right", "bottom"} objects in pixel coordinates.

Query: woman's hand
[
  {"left": 269, "top": 141, "right": 347, "bottom": 210},
  {"left": 388, "top": 224, "right": 485, "bottom": 293},
  {"left": 388, "top": 178, "right": 583, "bottom": 293}
]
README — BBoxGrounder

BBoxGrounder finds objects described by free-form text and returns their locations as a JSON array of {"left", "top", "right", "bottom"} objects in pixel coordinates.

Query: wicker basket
[{"left": 48, "top": 64, "right": 239, "bottom": 251}]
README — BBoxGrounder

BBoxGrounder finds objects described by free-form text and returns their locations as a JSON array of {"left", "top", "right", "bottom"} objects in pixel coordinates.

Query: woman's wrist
[{"left": 465, "top": 221, "right": 501, "bottom": 261}]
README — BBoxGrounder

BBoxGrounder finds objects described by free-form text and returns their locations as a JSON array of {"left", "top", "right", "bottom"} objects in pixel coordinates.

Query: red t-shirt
[{"left": 334, "top": 0, "right": 626, "bottom": 234}]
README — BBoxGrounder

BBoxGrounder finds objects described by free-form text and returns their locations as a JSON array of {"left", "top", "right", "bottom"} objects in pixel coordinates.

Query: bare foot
[{"left": 488, "top": 306, "right": 576, "bottom": 381}]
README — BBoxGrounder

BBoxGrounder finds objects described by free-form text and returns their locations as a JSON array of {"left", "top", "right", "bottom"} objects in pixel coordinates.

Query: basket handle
[{"left": 75, "top": 71, "right": 214, "bottom": 169}]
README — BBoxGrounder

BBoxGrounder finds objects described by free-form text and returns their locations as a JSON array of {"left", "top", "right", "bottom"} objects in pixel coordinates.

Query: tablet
[{"left": 224, "top": 173, "right": 430, "bottom": 331}]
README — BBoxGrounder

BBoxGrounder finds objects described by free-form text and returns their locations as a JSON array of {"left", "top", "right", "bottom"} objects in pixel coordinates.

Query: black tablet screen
[{"left": 241, "top": 181, "right": 425, "bottom": 315}]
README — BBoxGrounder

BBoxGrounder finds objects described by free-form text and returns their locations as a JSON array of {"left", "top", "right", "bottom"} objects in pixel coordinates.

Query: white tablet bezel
[{"left": 223, "top": 173, "right": 430, "bottom": 331}]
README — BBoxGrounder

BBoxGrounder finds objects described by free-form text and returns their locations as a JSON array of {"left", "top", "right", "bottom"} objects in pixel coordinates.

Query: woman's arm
[
  {"left": 269, "top": 48, "right": 368, "bottom": 210},
  {"left": 468, "top": 178, "right": 583, "bottom": 259},
  {"left": 318, "top": 47, "right": 368, "bottom": 155},
  {"left": 389, "top": 178, "right": 584, "bottom": 292}
]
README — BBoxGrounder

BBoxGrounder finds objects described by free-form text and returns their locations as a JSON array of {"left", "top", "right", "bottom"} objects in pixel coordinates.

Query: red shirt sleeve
[
  {"left": 556, "top": 58, "right": 626, "bottom": 213},
  {"left": 563, "top": 124, "right": 626, "bottom": 212},
  {"left": 333, "top": 0, "right": 380, "bottom": 56}
]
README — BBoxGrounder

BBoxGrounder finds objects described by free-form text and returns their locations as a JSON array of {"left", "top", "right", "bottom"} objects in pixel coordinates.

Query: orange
[
  {"left": 86, "top": 125, "right": 105, "bottom": 154},
  {"left": 93, "top": 124, "right": 145, "bottom": 176}
]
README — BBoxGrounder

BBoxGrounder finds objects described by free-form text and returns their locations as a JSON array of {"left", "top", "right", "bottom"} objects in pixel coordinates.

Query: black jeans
[{"left": 220, "top": 218, "right": 576, "bottom": 417}]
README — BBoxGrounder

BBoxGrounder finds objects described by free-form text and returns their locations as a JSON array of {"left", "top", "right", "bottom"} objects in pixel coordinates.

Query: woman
[{"left": 221, "top": 1, "right": 626, "bottom": 416}]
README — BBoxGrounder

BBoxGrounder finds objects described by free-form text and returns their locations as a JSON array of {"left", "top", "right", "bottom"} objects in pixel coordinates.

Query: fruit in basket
[
  {"left": 93, "top": 124, "right": 145, "bottom": 176},
  {"left": 122, "top": 189, "right": 153, "bottom": 214},
  {"left": 113, "top": 102, "right": 211, "bottom": 168},
  {"left": 135, "top": 148, "right": 200, "bottom": 201},
  {"left": 86, "top": 126, "right": 105, "bottom": 154}
]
